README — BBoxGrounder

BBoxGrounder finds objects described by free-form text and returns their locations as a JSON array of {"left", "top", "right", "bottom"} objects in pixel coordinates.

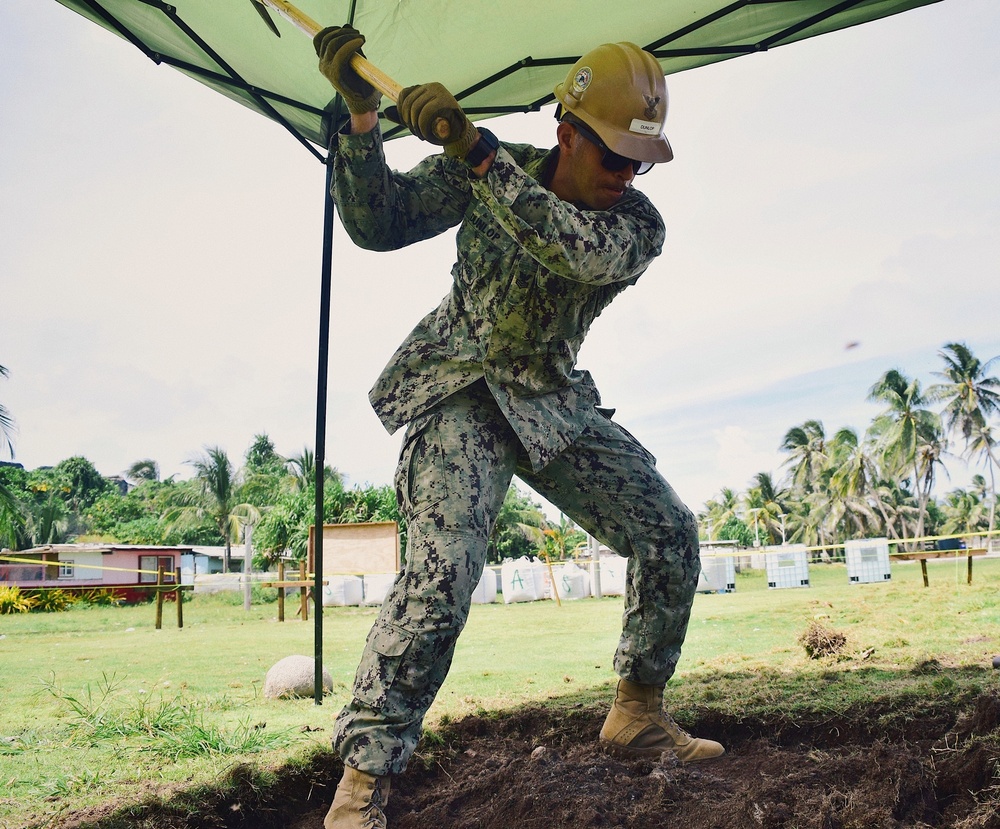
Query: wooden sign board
[{"left": 308, "top": 522, "right": 400, "bottom": 576}]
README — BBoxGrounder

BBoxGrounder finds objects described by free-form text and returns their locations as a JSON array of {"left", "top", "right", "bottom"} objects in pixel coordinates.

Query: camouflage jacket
[{"left": 332, "top": 126, "right": 665, "bottom": 470}]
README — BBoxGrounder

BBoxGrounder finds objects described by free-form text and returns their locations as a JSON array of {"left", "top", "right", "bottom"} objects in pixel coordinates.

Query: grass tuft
[
  {"left": 153, "top": 716, "right": 294, "bottom": 760},
  {"left": 41, "top": 672, "right": 293, "bottom": 759}
]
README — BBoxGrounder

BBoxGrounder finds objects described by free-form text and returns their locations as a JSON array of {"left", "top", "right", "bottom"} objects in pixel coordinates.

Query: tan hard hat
[{"left": 554, "top": 42, "right": 673, "bottom": 163}]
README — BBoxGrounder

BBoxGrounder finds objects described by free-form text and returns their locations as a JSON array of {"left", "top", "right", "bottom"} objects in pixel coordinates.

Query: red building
[{"left": 0, "top": 543, "right": 193, "bottom": 603}]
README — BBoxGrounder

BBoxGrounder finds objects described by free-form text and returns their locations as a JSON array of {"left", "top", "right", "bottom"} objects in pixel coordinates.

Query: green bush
[
  {"left": 0, "top": 585, "right": 36, "bottom": 614},
  {"left": 24, "top": 588, "right": 79, "bottom": 612},
  {"left": 75, "top": 588, "right": 124, "bottom": 608}
]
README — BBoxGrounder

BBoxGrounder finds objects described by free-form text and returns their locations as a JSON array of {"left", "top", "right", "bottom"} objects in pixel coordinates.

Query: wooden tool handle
[
  {"left": 257, "top": 0, "right": 449, "bottom": 138},
  {"left": 350, "top": 54, "right": 403, "bottom": 102},
  {"left": 257, "top": 0, "right": 321, "bottom": 36},
  {"left": 257, "top": 0, "right": 401, "bottom": 101}
]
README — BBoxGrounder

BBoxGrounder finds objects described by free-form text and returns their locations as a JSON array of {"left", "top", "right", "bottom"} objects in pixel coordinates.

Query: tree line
[
  {"left": 699, "top": 342, "right": 1000, "bottom": 550},
  {"left": 0, "top": 421, "right": 579, "bottom": 569},
  {"left": 5, "top": 339, "right": 994, "bottom": 566}
]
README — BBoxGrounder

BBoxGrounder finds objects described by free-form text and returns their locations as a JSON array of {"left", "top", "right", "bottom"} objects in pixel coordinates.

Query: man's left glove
[
  {"left": 391, "top": 82, "right": 479, "bottom": 159},
  {"left": 313, "top": 25, "right": 381, "bottom": 114}
]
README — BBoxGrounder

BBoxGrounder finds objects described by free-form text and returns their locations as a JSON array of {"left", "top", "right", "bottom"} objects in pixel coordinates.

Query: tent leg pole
[{"left": 313, "top": 142, "right": 337, "bottom": 706}]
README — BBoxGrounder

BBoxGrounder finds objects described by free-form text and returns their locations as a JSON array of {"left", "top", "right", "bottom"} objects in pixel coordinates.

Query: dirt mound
[
  {"left": 51, "top": 693, "right": 1000, "bottom": 829},
  {"left": 374, "top": 697, "right": 1000, "bottom": 829}
]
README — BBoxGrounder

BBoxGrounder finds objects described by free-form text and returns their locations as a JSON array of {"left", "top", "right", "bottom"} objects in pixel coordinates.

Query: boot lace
[
  {"left": 658, "top": 709, "right": 692, "bottom": 741},
  {"left": 360, "top": 780, "right": 388, "bottom": 829}
]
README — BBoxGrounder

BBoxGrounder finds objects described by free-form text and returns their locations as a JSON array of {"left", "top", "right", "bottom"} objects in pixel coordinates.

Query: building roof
[{"left": 20, "top": 543, "right": 195, "bottom": 555}]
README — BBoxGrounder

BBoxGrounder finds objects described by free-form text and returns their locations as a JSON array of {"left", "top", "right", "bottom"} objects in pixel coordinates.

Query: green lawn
[{"left": 1, "top": 556, "right": 998, "bottom": 828}]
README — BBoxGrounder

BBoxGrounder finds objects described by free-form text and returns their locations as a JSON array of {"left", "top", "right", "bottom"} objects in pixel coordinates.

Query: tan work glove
[
  {"left": 391, "top": 82, "right": 479, "bottom": 158},
  {"left": 313, "top": 25, "right": 381, "bottom": 114}
]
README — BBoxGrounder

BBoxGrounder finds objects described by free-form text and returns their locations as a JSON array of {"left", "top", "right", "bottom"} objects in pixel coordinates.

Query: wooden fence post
[
  {"left": 175, "top": 567, "right": 184, "bottom": 629},
  {"left": 155, "top": 564, "right": 165, "bottom": 630},
  {"left": 277, "top": 560, "right": 286, "bottom": 623},
  {"left": 299, "top": 561, "right": 309, "bottom": 622}
]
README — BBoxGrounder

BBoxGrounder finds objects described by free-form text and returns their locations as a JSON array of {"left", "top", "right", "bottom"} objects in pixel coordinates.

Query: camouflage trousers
[{"left": 332, "top": 380, "right": 700, "bottom": 776}]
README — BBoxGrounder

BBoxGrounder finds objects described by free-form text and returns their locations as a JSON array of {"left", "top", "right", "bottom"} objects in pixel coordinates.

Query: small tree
[
  {"left": 488, "top": 486, "right": 547, "bottom": 563},
  {"left": 715, "top": 516, "right": 754, "bottom": 548},
  {"left": 241, "top": 433, "right": 289, "bottom": 509},
  {"left": 0, "top": 482, "right": 24, "bottom": 550},
  {"left": 167, "top": 446, "right": 259, "bottom": 572}
]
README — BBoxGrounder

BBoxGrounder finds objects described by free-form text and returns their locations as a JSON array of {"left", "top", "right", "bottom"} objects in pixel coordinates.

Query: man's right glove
[
  {"left": 392, "top": 82, "right": 480, "bottom": 159},
  {"left": 313, "top": 25, "right": 381, "bottom": 114}
]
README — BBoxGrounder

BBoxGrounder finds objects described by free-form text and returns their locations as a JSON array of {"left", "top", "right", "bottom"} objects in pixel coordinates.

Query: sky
[{"left": 1, "top": 0, "right": 999, "bottom": 520}]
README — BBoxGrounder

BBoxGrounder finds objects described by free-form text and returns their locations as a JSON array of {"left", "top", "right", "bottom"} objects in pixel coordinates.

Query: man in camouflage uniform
[{"left": 314, "top": 26, "right": 725, "bottom": 829}]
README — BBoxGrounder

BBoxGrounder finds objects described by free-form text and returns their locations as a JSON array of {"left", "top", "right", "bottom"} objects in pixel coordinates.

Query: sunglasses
[{"left": 570, "top": 119, "right": 654, "bottom": 176}]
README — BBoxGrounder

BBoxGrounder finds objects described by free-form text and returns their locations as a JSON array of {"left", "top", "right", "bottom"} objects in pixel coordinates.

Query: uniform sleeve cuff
[{"left": 470, "top": 145, "right": 524, "bottom": 207}]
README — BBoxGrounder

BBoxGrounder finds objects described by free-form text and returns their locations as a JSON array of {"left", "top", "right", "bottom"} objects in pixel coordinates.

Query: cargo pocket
[
  {"left": 353, "top": 620, "right": 414, "bottom": 710},
  {"left": 394, "top": 411, "right": 450, "bottom": 523},
  {"left": 593, "top": 405, "right": 658, "bottom": 466}
]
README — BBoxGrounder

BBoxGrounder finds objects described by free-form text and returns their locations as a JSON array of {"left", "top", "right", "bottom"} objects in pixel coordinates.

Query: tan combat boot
[
  {"left": 599, "top": 679, "right": 725, "bottom": 763},
  {"left": 324, "top": 765, "right": 391, "bottom": 829}
]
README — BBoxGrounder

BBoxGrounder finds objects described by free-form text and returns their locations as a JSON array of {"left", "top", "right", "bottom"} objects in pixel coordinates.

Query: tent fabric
[{"left": 54, "top": 0, "right": 940, "bottom": 158}]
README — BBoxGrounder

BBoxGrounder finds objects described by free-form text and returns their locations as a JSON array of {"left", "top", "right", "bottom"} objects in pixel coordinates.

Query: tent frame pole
[
  {"left": 312, "top": 131, "right": 338, "bottom": 706},
  {"left": 313, "top": 1, "right": 357, "bottom": 707}
]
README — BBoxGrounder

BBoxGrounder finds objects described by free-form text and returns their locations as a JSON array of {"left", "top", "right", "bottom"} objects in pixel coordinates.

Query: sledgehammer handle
[
  {"left": 351, "top": 56, "right": 404, "bottom": 103},
  {"left": 256, "top": 0, "right": 403, "bottom": 101}
]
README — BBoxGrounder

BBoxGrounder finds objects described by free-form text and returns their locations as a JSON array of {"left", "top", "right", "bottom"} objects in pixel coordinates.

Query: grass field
[{"left": 1, "top": 556, "right": 999, "bottom": 828}]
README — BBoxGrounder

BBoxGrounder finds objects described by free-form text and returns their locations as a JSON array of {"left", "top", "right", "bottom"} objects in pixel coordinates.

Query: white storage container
[
  {"left": 501, "top": 556, "right": 545, "bottom": 603},
  {"left": 470, "top": 566, "right": 499, "bottom": 604},
  {"left": 844, "top": 538, "right": 892, "bottom": 584},
  {"left": 697, "top": 554, "right": 736, "bottom": 593},
  {"left": 590, "top": 555, "right": 628, "bottom": 597},
  {"left": 322, "top": 575, "right": 364, "bottom": 606},
  {"left": 362, "top": 573, "right": 396, "bottom": 606},
  {"left": 765, "top": 545, "right": 810, "bottom": 589},
  {"left": 554, "top": 562, "right": 589, "bottom": 600}
]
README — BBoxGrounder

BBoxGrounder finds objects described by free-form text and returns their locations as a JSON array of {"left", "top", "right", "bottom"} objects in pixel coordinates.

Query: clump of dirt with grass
[
  {"left": 44, "top": 685, "right": 1000, "bottom": 829},
  {"left": 800, "top": 620, "right": 849, "bottom": 658}
]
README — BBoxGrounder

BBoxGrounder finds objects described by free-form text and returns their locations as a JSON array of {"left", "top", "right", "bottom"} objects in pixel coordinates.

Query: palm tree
[
  {"left": 286, "top": 447, "right": 342, "bottom": 493},
  {"left": 915, "top": 425, "right": 947, "bottom": 534},
  {"left": 929, "top": 342, "right": 1000, "bottom": 544},
  {"left": 963, "top": 424, "right": 1000, "bottom": 541},
  {"left": 930, "top": 342, "right": 1000, "bottom": 443},
  {"left": 245, "top": 432, "right": 283, "bottom": 473},
  {"left": 27, "top": 493, "right": 69, "bottom": 546},
  {"left": 0, "top": 483, "right": 25, "bottom": 550},
  {"left": 785, "top": 494, "right": 825, "bottom": 547},
  {"left": 489, "top": 485, "right": 548, "bottom": 562},
  {"left": 867, "top": 369, "right": 941, "bottom": 546},
  {"left": 286, "top": 448, "right": 314, "bottom": 490},
  {"left": 0, "top": 370, "right": 22, "bottom": 544},
  {"left": 744, "top": 472, "right": 789, "bottom": 545},
  {"left": 780, "top": 420, "right": 828, "bottom": 495},
  {"left": 826, "top": 428, "right": 880, "bottom": 540},
  {"left": 871, "top": 478, "right": 919, "bottom": 541},
  {"left": 542, "top": 513, "right": 585, "bottom": 561},
  {"left": 169, "top": 446, "right": 259, "bottom": 572},
  {"left": 699, "top": 487, "right": 740, "bottom": 541},
  {"left": 939, "top": 482, "right": 989, "bottom": 536},
  {"left": 125, "top": 459, "right": 160, "bottom": 483},
  {"left": 0, "top": 364, "right": 15, "bottom": 459}
]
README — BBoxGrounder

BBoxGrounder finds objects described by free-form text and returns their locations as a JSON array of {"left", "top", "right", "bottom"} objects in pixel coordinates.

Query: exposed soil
[{"left": 45, "top": 691, "right": 1000, "bottom": 829}]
